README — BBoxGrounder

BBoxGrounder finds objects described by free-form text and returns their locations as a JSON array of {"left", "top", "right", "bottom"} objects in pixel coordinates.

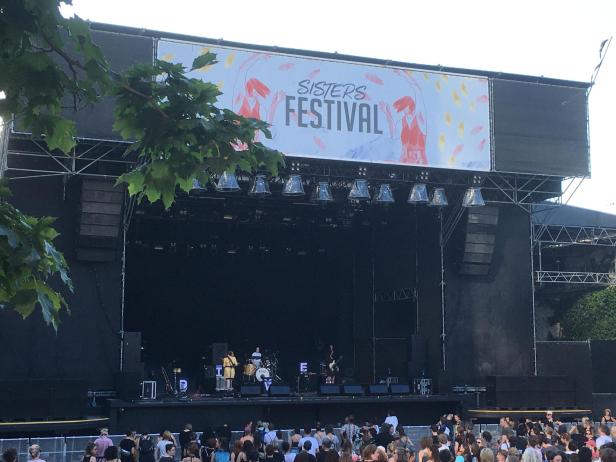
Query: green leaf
[
  {"left": 45, "top": 117, "right": 76, "bottom": 153},
  {"left": 191, "top": 52, "right": 218, "bottom": 71}
]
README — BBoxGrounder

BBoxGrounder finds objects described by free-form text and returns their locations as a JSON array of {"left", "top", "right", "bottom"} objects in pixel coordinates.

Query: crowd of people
[{"left": 3, "top": 410, "right": 616, "bottom": 462}]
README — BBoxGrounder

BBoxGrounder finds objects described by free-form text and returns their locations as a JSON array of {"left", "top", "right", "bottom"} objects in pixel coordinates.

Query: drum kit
[{"left": 242, "top": 352, "right": 281, "bottom": 383}]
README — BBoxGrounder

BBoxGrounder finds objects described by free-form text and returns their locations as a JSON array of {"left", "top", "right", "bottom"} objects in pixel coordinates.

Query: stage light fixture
[
  {"left": 462, "top": 187, "right": 485, "bottom": 207},
  {"left": 313, "top": 181, "right": 334, "bottom": 203},
  {"left": 282, "top": 174, "right": 305, "bottom": 196},
  {"left": 216, "top": 171, "right": 240, "bottom": 192},
  {"left": 348, "top": 179, "right": 370, "bottom": 201},
  {"left": 191, "top": 178, "right": 205, "bottom": 190},
  {"left": 407, "top": 183, "right": 429, "bottom": 204},
  {"left": 428, "top": 188, "right": 448, "bottom": 207},
  {"left": 374, "top": 184, "right": 395, "bottom": 204},
  {"left": 248, "top": 175, "right": 271, "bottom": 196}
]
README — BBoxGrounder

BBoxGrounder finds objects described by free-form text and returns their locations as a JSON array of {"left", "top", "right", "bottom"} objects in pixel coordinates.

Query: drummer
[{"left": 251, "top": 346, "right": 262, "bottom": 368}]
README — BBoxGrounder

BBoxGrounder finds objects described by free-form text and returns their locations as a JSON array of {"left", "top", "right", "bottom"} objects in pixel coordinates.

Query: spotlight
[
  {"left": 348, "top": 179, "right": 370, "bottom": 201},
  {"left": 462, "top": 187, "right": 485, "bottom": 207},
  {"left": 248, "top": 175, "right": 271, "bottom": 197},
  {"left": 374, "top": 184, "right": 395, "bottom": 204},
  {"left": 407, "top": 183, "right": 429, "bottom": 204},
  {"left": 282, "top": 174, "right": 305, "bottom": 196},
  {"left": 313, "top": 181, "right": 334, "bottom": 203},
  {"left": 191, "top": 178, "right": 205, "bottom": 191},
  {"left": 216, "top": 171, "right": 240, "bottom": 192},
  {"left": 428, "top": 188, "right": 448, "bottom": 207}
]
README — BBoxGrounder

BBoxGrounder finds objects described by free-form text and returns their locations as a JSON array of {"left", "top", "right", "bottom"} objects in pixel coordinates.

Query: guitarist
[{"left": 326, "top": 345, "right": 342, "bottom": 384}]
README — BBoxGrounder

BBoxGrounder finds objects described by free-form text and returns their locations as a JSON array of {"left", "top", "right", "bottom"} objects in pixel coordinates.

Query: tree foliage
[
  {"left": 0, "top": 181, "right": 72, "bottom": 330},
  {"left": 561, "top": 287, "right": 616, "bottom": 340},
  {"left": 0, "top": 0, "right": 284, "bottom": 326}
]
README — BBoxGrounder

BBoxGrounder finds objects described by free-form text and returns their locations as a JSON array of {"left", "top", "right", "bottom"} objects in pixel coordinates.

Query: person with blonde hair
[
  {"left": 480, "top": 448, "right": 494, "bottom": 462},
  {"left": 28, "top": 445, "right": 46, "bottom": 462},
  {"left": 157, "top": 432, "right": 176, "bottom": 461}
]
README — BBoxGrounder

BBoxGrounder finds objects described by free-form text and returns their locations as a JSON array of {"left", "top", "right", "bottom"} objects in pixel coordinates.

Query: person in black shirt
[
  {"left": 179, "top": 425, "right": 195, "bottom": 458},
  {"left": 138, "top": 432, "right": 156, "bottom": 462},
  {"left": 316, "top": 440, "right": 338, "bottom": 462},
  {"left": 120, "top": 431, "right": 136, "bottom": 462},
  {"left": 296, "top": 449, "right": 316, "bottom": 462},
  {"left": 160, "top": 444, "right": 175, "bottom": 462},
  {"left": 374, "top": 425, "right": 394, "bottom": 449}
]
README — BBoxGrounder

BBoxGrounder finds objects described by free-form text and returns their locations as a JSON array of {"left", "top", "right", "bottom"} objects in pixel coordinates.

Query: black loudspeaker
[
  {"left": 269, "top": 385, "right": 292, "bottom": 396},
  {"left": 591, "top": 341, "right": 616, "bottom": 393},
  {"left": 459, "top": 206, "right": 499, "bottom": 276},
  {"left": 50, "top": 380, "right": 88, "bottom": 418},
  {"left": 77, "top": 179, "right": 123, "bottom": 262},
  {"left": 240, "top": 384, "right": 262, "bottom": 396},
  {"left": 320, "top": 385, "right": 341, "bottom": 395},
  {"left": 390, "top": 384, "right": 411, "bottom": 395},
  {"left": 436, "top": 370, "right": 452, "bottom": 394},
  {"left": 211, "top": 343, "right": 228, "bottom": 366},
  {"left": 486, "top": 375, "right": 577, "bottom": 408},
  {"left": 408, "top": 335, "right": 427, "bottom": 378},
  {"left": 537, "top": 341, "right": 593, "bottom": 407},
  {"left": 114, "top": 372, "right": 142, "bottom": 401},
  {"left": 122, "top": 332, "right": 144, "bottom": 374},
  {"left": 343, "top": 385, "right": 364, "bottom": 395},
  {"left": 368, "top": 384, "right": 389, "bottom": 395},
  {"left": 0, "top": 380, "right": 87, "bottom": 420}
]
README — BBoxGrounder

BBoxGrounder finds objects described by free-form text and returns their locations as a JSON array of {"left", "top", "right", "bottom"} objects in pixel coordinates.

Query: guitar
[{"left": 328, "top": 356, "right": 343, "bottom": 372}]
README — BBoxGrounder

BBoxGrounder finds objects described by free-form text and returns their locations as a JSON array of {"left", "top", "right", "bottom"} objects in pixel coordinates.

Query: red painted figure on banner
[{"left": 393, "top": 95, "right": 427, "bottom": 165}]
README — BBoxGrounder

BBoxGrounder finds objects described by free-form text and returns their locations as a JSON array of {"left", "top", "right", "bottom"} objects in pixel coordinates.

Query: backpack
[{"left": 140, "top": 437, "right": 154, "bottom": 455}]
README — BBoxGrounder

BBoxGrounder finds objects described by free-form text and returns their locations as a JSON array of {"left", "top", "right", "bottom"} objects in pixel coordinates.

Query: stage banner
[{"left": 157, "top": 40, "right": 491, "bottom": 171}]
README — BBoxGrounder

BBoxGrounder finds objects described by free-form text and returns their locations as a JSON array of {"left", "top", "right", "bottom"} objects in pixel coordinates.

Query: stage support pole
[
  {"left": 529, "top": 205, "right": 538, "bottom": 376},
  {"left": 439, "top": 209, "right": 446, "bottom": 371},
  {"left": 119, "top": 222, "right": 127, "bottom": 372}
]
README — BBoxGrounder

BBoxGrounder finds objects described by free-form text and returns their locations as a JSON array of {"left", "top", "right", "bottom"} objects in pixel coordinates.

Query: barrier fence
[{"left": 0, "top": 425, "right": 507, "bottom": 462}]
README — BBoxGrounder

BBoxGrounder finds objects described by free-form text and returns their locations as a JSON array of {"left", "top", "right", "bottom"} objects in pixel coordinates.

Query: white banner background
[{"left": 158, "top": 40, "right": 491, "bottom": 171}]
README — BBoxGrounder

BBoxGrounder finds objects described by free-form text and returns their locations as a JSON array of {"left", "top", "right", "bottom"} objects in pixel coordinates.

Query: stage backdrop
[{"left": 157, "top": 40, "right": 491, "bottom": 171}]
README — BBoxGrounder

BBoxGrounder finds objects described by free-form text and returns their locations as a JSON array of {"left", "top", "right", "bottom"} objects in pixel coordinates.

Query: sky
[{"left": 63, "top": 0, "right": 616, "bottom": 214}]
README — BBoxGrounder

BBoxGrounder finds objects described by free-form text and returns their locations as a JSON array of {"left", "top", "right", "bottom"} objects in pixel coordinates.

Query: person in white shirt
[
  {"left": 251, "top": 347, "right": 262, "bottom": 367},
  {"left": 298, "top": 428, "right": 319, "bottom": 456},
  {"left": 596, "top": 425, "right": 612, "bottom": 448},
  {"left": 264, "top": 423, "right": 278, "bottom": 445},
  {"left": 384, "top": 411, "right": 398, "bottom": 435}
]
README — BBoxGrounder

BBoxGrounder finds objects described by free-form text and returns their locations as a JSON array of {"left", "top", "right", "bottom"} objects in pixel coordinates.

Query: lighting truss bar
[
  {"left": 533, "top": 224, "right": 616, "bottom": 247},
  {"left": 535, "top": 271, "right": 616, "bottom": 285}
]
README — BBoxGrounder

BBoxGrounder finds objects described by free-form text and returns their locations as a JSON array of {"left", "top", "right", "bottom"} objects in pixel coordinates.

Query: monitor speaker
[
  {"left": 343, "top": 385, "right": 364, "bottom": 395},
  {"left": 319, "top": 385, "right": 340, "bottom": 395},
  {"left": 240, "top": 384, "right": 262, "bottom": 396},
  {"left": 390, "top": 384, "right": 411, "bottom": 394},
  {"left": 269, "top": 385, "right": 292, "bottom": 396},
  {"left": 368, "top": 384, "right": 389, "bottom": 395}
]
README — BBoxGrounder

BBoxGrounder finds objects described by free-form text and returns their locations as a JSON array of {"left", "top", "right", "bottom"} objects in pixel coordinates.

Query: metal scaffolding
[
  {"left": 534, "top": 224, "right": 616, "bottom": 247},
  {"left": 535, "top": 270, "right": 616, "bottom": 285}
]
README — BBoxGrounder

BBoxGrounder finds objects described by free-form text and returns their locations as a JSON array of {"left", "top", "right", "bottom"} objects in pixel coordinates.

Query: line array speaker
[
  {"left": 77, "top": 179, "right": 123, "bottom": 262},
  {"left": 459, "top": 206, "right": 499, "bottom": 276}
]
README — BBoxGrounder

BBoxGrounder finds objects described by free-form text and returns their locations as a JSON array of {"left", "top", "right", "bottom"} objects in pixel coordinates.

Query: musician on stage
[
  {"left": 223, "top": 350, "right": 238, "bottom": 390},
  {"left": 325, "top": 344, "right": 340, "bottom": 384},
  {"left": 251, "top": 347, "right": 262, "bottom": 368}
]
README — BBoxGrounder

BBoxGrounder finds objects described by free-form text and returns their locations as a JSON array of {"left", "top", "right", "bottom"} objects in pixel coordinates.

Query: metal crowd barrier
[{"left": 0, "top": 422, "right": 597, "bottom": 462}]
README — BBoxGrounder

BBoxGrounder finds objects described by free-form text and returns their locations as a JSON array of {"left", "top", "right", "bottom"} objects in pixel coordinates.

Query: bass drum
[
  {"left": 255, "top": 367, "right": 270, "bottom": 382},
  {"left": 243, "top": 363, "right": 256, "bottom": 376}
]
